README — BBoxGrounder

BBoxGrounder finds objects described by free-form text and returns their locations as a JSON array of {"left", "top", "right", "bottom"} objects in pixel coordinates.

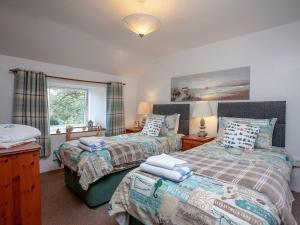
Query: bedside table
[
  {"left": 181, "top": 135, "right": 215, "bottom": 151},
  {"left": 126, "top": 127, "right": 143, "bottom": 133}
]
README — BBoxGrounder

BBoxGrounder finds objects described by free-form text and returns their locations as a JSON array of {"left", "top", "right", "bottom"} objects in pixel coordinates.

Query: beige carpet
[
  {"left": 41, "top": 169, "right": 300, "bottom": 225},
  {"left": 41, "top": 169, "right": 118, "bottom": 225}
]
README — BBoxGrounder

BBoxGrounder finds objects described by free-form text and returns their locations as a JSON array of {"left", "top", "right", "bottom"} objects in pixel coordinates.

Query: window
[
  {"left": 47, "top": 79, "right": 107, "bottom": 134},
  {"left": 48, "top": 87, "right": 89, "bottom": 133}
]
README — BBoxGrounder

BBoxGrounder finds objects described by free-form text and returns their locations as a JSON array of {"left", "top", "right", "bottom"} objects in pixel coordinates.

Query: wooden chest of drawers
[{"left": 0, "top": 142, "right": 41, "bottom": 225}]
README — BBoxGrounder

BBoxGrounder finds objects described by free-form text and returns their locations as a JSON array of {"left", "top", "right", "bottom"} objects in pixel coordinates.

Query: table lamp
[
  {"left": 137, "top": 101, "right": 151, "bottom": 127},
  {"left": 192, "top": 101, "right": 213, "bottom": 137}
]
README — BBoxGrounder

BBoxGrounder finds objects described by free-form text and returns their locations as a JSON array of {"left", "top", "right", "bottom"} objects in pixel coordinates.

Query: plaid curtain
[
  {"left": 105, "top": 82, "right": 125, "bottom": 136},
  {"left": 13, "top": 70, "right": 51, "bottom": 158}
]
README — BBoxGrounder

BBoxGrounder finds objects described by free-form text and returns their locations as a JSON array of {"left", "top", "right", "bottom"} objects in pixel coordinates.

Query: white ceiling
[{"left": 1, "top": 0, "right": 300, "bottom": 77}]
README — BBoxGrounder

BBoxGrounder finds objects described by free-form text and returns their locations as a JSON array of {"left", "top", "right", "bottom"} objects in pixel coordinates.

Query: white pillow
[
  {"left": 141, "top": 115, "right": 164, "bottom": 137},
  {"left": 222, "top": 121, "right": 260, "bottom": 150},
  {"left": 0, "top": 124, "right": 41, "bottom": 143}
]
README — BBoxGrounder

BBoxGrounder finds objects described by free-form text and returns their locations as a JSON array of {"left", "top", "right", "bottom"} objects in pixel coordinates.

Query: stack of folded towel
[
  {"left": 0, "top": 124, "right": 41, "bottom": 149},
  {"left": 140, "top": 153, "right": 193, "bottom": 182},
  {"left": 78, "top": 136, "right": 106, "bottom": 152}
]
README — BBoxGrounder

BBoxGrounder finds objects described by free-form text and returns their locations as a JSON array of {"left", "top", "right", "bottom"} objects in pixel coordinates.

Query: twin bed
[
  {"left": 57, "top": 104, "right": 190, "bottom": 207},
  {"left": 57, "top": 101, "right": 296, "bottom": 225}
]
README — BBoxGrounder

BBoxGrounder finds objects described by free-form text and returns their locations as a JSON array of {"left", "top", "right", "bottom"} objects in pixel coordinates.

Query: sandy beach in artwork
[
  {"left": 171, "top": 67, "right": 250, "bottom": 102},
  {"left": 199, "top": 90, "right": 249, "bottom": 101}
]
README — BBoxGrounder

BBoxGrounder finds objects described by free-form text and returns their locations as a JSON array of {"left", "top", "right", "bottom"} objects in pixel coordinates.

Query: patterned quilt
[
  {"left": 56, "top": 133, "right": 182, "bottom": 190},
  {"left": 109, "top": 141, "right": 296, "bottom": 225}
]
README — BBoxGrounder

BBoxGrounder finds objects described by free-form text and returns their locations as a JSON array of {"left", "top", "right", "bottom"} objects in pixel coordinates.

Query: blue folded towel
[{"left": 78, "top": 137, "right": 106, "bottom": 152}]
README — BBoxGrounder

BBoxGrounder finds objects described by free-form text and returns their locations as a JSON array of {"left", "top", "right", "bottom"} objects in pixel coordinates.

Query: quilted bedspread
[
  {"left": 55, "top": 133, "right": 182, "bottom": 190},
  {"left": 109, "top": 141, "right": 296, "bottom": 225}
]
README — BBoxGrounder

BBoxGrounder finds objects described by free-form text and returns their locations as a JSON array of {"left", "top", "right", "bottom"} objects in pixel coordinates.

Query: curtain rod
[{"left": 9, "top": 68, "right": 126, "bottom": 85}]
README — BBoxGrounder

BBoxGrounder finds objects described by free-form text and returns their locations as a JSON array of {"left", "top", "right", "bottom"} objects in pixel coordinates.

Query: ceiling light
[{"left": 122, "top": 1, "right": 161, "bottom": 38}]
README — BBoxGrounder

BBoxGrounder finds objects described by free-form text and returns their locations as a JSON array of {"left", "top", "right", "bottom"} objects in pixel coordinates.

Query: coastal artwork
[{"left": 171, "top": 67, "right": 250, "bottom": 101}]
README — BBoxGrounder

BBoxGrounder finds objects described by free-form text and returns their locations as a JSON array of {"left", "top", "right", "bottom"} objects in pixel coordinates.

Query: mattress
[{"left": 109, "top": 141, "right": 295, "bottom": 225}]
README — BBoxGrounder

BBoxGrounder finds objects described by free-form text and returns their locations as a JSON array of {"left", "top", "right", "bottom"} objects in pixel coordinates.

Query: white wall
[
  {"left": 0, "top": 54, "right": 138, "bottom": 172},
  {"left": 138, "top": 21, "right": 300, "bottom": 191}
]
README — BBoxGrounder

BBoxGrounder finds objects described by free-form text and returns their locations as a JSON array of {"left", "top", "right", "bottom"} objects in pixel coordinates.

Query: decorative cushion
[
  {"left": 141, "top": 115, "right": 164, "bottom": 137},
  {"left": 160, "top": 114, "right": 181, "bottom": 136},
  {"left": 222, "top": 121, "right": 260, "bottom": 150},
  {"left": 217, "top": 117, "right": 277, "bottom": 149}
]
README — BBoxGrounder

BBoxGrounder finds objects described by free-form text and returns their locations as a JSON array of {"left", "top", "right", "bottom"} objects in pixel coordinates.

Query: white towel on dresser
[
  {"left": 140, "top": 162, "right": 193, "bottom": 182},
  {"left": 0, "top": 124, "right": 41, "bottom": 143},
  {"left": 145, "top": 153, "right": 192, "bottom": 171},
  {"left": 0, "top": 138, "right": 36, "bottom": 149}
]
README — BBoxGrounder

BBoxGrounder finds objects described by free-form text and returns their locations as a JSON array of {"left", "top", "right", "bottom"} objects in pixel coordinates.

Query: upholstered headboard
[
  {"left": 153, "top": 104, "right": 190, "bottom": 135},
  {"left": 218, "top": 101, "right": 286, "bottom": 147}
]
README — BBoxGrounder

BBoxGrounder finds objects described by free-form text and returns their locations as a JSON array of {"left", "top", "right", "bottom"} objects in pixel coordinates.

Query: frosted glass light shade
[
  {"left": 192, "top": 102, "right": 213, "bottom": 118},
  {"left": 137, "top": 101, "right": 151, "bottom": 114},
  {"left": 122, "top": 13, "right": 161, "bottom": 37}
]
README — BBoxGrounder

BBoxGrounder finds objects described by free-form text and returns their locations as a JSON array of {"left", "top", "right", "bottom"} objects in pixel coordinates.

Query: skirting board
[{"left": 294, "top": 158, "right": 300, "bottom": 168}]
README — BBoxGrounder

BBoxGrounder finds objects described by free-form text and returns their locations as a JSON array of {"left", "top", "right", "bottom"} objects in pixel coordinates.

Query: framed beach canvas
[{"left": 171, "top": 67, "right": 250, "bottom": 101}]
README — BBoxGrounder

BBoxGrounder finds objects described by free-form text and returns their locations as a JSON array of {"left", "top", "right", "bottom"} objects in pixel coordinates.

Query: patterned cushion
[
  {"left": 160, "top": 114, "right": 180, "bottom": 136},
  {"left": 222, "top": 121, "right": 260, "bottom": 150},
  {"left": 217, "top": 117, "right": 277, "bottom": 149},
  {"left": 141, "top": 115, "right": 164, "bottom": 137}
]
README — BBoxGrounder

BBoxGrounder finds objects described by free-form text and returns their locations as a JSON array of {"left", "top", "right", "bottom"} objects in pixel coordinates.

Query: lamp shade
[
  {"left": 192, "top": 101, "right": 213, "bottom": 118},
  {"left": 122, "top": 13, "right": 161, "bottom": 37},
  {"left": 137, "top": 101, "right": 151, "bottom": 115}
]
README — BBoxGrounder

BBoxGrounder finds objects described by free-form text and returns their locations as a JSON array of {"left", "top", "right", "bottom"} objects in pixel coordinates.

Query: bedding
[
  {"left": 109, "top": 141, "right": 295, "bottom": 225},
  {"left": 56, "top": 133, "right": 182, "bottom": 190}
]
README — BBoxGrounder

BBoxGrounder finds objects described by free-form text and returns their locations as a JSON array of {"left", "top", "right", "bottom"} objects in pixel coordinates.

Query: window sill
[{"left": 51, "top": 128, "right": 106, "bottom": 136}]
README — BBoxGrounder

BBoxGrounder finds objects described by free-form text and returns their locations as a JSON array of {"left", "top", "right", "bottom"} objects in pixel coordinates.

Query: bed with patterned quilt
[
  {"left": 56, "top": 132, "right": 182, "bottom": 206},
  {"left": 109, "top": 101, "right": 296, "bottom": 225},
  {"left": 55, "top": 104, "right": 190, "bottom": 207},
  {"left": 109, "top": 140, "right": 295, "bottom": 225}
]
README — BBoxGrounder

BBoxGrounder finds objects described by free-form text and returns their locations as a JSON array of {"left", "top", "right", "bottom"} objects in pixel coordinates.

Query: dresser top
[{"left": 0, "top": 142, "right": 40, "bottom": 157}]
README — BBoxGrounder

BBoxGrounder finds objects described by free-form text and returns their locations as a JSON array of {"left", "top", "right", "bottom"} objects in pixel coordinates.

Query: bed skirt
[
  {"left": 129, "top": 216, "right": 144, "bottom": 225},
  {"left": 64, "top": 166, "right": 137, "bottom": 208}
]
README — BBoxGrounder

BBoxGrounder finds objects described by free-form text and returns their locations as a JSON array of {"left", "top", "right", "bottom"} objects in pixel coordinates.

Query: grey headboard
[
  {"left": 218, "top": 101, "right": 286, "bottom": 147},
  {"left": 153, "top": 104, "right": 190, "bottom": 135}
]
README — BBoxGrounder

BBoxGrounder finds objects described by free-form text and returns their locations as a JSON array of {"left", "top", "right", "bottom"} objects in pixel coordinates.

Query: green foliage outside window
[{"left": 49, "top": 87, "right": 88, "bottom": 127}]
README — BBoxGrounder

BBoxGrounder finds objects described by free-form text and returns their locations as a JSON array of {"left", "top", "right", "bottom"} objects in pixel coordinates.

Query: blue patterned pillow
[
  {"left": 217, "top": 117, "right": 277, "bottom": 149},
  {"left": 141, "top": 115, "right": 164, "bottom": 137}
]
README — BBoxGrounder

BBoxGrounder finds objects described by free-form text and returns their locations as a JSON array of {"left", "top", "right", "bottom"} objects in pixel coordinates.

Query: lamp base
[
  {"left": 140, "top": 116, "right": 147, "bottom": 127},
  {"left": 198, "top": 117, "right": 207, "bottom": 137},
  {"left": 135, "top": 120, "right": 141, "bottom": 128},
  {"left": 198, "top": 130, "right": 208, "bottom": 137}
]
